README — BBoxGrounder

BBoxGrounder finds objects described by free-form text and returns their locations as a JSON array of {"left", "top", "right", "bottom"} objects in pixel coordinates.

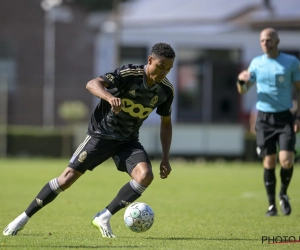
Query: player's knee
[
  {"left": 263, "top": 155, "right": 276, "bottom": 169},
  {"left": 140, "top": 169, "right": 154, "bottom": 186},
  {"left": 132, "top": 163, "right": 154, "bottom": 186},
  {"left": 58, "top": 168, "right": 82, "bottom": 190},
  {"left": 58, "top": 178, "right": 74, "bottom": 190},
  {"left": 134, "top": 168, "right": 153, "bottom": 186},
  {"left": 280, "top": 159, "right": 293, "bottom": 169}
]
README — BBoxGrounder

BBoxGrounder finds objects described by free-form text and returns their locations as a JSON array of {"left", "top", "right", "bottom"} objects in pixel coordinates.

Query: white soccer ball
[{"left": 124, "top": 202, "right": 154, "bottom": 233}]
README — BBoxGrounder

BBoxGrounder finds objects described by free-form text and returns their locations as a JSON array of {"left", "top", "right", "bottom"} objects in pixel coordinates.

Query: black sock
[
  {"left": 264, "top": 168, "right": 276, "bottom": 206},
  {"left": 25, "top": 179, "right": 62, "bottom": 217},
  {"left": 280, "top": 166, "right": 293, "bottom": 196},
  {"left": 107, "top": 182, "right": 141, "bottom": 215}
]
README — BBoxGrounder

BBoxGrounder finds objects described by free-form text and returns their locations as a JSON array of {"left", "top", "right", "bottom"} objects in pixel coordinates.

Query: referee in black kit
[{"left": 237, "top": 28, "right": 300, "bottom": 216}]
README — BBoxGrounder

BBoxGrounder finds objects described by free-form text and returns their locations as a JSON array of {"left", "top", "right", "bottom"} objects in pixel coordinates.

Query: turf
[{"left": 0, "top": 158, "right": 300, "bottom": 249}]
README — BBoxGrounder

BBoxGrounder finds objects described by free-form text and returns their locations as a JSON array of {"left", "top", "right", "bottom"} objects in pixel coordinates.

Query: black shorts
[
  {"left": 69, "top": 135, "right": 151, "bottom": 174},
  {"left": 255, "top": 110, "right": 296, "bottom": 157}
]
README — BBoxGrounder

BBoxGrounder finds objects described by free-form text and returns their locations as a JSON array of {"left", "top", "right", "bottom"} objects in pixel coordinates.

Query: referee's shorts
[{"left": 255, "top": 110, "right": 296, "bottom": 157}]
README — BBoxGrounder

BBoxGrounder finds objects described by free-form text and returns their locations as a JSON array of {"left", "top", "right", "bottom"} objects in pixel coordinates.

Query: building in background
[
  {"left": 93, "top": 0, "right": 300, "bottom": 126},
  {"left": 0, "top": 0, "right": 96, "bottom": 126},
  {"left": 1, "top": 0, "right": 300, "bottom": 158},
  {"left": 1, "top": 0, "right": 300, "bottom": 127}
]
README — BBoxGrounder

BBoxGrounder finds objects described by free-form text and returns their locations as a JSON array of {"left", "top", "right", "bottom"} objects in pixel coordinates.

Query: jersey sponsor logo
[
  {"left": 129, "top": 89, "right": 135, "bottom": 96},
  {"left": 122, "top": 99, "right": 153, "bottom": 119},
  {"left": 106, "top": 74, "right": 115, "bottom": 83},
  {"left": 150, "top": 95, "right": 158, "bottom": 106},
  {"left": 78, "top": 151, "right": 87, "bottom": 163}
]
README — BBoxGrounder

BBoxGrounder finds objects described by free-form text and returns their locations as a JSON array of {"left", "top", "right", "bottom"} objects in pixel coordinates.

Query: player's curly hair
[{"left": 151, "top": 43, "right": 175, "bottom": 59}]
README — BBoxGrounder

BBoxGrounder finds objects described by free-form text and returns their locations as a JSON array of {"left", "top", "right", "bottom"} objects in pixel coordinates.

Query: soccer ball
[{"left": 124, "top": 202, "right": 154, "bottom": 233}]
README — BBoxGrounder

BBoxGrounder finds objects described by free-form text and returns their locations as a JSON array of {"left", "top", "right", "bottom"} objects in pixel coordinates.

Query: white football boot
[
  {"left": 91, "top": 208, "right": 117, "bottom": 238},
  {"left": 3, "top": 212, "right": 29, "bottom": 236}
]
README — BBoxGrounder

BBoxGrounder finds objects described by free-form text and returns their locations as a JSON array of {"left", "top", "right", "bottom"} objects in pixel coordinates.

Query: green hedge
[
  {"left": 2, "top": 126, "right": 300, "bottom": 160},
  {"left": 5, "top": 126, "right": 73, "bottom": 158}
]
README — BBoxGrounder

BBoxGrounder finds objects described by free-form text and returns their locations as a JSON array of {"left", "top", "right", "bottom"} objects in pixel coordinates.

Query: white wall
[
  {"left": 73, "top": 124, "right": 245, "bottom": 157},
  {"left": 139, "top": 124, "right": 244, "bottom": 156}
]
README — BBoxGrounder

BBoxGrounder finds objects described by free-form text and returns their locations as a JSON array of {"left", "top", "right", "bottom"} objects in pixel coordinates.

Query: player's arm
[
  {"left": 236, "top": 70, "right": 254, "bottom": 94},
  {"left": 159, "top": 115, "right": 172, "bottom": 179},
  {"left": 86, "top": 77, "right": 122, "bottom": 114},
  {"left": 293, "top": 80, "right": 300, "bottom": 133}
]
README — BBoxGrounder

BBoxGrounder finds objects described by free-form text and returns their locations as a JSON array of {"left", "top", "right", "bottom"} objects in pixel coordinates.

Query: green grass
[{"left": 0, "top": 158, "right": 300, "bottom": 249}]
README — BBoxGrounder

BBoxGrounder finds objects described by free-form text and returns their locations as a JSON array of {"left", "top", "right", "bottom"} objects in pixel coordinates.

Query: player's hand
[
  {"left": 238, "top": 70, "right": 252, "bottom": 82},
  {"left": 108, "top": 96, "right": 122, "bottom": 114},
  {"left": 294, "top": 118, "right": 300, "bottom": 133},
  {"left": 159, "top": 159, "right": 172, "bottom": 179}
]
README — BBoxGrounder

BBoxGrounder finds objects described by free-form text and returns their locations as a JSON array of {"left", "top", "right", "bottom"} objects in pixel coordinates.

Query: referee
[{"left": 237, "top": 28, "right": 300, "bottom": 216}]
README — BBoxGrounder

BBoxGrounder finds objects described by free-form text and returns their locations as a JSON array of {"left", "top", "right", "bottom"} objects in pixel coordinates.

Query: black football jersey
[{"left": 87, "top": 64, "right": 174, "bottom": 141}]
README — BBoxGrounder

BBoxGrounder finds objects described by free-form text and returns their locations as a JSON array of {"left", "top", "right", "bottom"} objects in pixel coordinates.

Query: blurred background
[{"left": 0, "top": 0, "right": 300, "bottom": 160}]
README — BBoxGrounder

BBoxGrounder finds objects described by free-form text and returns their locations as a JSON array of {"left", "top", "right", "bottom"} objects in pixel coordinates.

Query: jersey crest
[{"left": 150, "top": 95, "right": 158, "bottom": 106}]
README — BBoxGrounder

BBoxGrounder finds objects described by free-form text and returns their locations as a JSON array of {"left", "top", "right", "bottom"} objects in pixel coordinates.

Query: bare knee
[
  {"left": 263, "top": 155, "right": 276, "bottom": 169},
  {"left": 279, "top": 151, "right": 294, "bottom": 169},
  {"left": 57, "top": 167, "right": 83, "bottom": 190},
  {"left": 279, "top": 158, "right": 294, "bottom": 169},
  {"left": 131, "top": 163, "right": 154, "bottom": 187}
]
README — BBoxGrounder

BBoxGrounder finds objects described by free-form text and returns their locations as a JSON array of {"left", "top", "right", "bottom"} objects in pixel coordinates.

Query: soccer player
[
  {"left": 237, "top": 28, "right": 300, "bottom": 216},
  {"left": 3, "top": 43, "right": 175, "bottom": 237}
]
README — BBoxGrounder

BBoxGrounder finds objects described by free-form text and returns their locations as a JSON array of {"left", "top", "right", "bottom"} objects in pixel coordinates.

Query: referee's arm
[{"left": 236, "top": 70, "right": 254, "bottom": 94}]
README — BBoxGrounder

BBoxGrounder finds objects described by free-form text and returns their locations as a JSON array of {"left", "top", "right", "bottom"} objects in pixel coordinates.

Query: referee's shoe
[
  {"left": 279, "top": 195, "right": 291, "bottom": 215},
  {"left": 266, "top": 205, "right": 278, "bottom": 216}
]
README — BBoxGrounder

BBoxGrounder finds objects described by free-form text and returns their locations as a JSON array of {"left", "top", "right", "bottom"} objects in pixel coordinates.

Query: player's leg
[
  {"left": 106, "top": 161, "right": 153, "bottom": 214},
  {"left": 277, "top": 112, "right": 296, "bottom": 215},
  {"left": 262, "top": 154, "right": 278, "bottom": 216},
  {"left": 3, "top": 167, "right": 83, "bottom": 236},
  {"left": 255, "top": 111, "right": 278, "bottom": 216},
  {"left": 278, "top": 150, "right": 294, "bottom": 194},
  {"left": 278, "top": 150, "right": 294, "bottom": 215},
  {"left": 92, "top": 142, "right": 152, "bottom": 238},
  {"left": 277, "top": 120, "right": 296, "bottom": 215},
  {"left": 3, "top": 135, "right": 95, "bottom": 236}
]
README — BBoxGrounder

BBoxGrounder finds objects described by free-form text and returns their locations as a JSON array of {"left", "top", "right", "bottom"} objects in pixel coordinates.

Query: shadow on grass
[
  {"left": 0, "top": 245, "right": 147, "bottom": 249},
  {"left": 0, "top": 236, "right": 258, "bottom": 249},
  {"left": 144, "top": 237, "right": 257, "bottom": 241}
]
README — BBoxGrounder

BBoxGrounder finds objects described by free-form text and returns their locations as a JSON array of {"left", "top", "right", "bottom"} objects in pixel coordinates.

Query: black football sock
[
  {"left": 25, "top": 178, "right": 63, "bottom": 217},
  {"left": 279, "top": 166, "right": 293, "bottom": 196},
  {"left": 107, "top": 180, "right": 146, "bottom": 215},
  {"left": 264, "top": 168, "right": 276, "bottom": 206}
]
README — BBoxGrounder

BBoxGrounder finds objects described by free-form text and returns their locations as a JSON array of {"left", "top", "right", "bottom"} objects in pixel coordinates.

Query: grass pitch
[{"left": 0, "top": 158, "right": 300, "bottom": 250}]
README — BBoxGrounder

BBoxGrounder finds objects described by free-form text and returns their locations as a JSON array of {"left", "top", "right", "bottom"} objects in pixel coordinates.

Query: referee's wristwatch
[{"left": 238, "top": 79, "right": 245, "bottom": 85}]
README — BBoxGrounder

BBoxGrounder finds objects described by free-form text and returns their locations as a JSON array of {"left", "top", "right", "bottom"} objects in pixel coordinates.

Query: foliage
[{"left": 58, "top": 100, "right": 88, "bottom": 122}]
